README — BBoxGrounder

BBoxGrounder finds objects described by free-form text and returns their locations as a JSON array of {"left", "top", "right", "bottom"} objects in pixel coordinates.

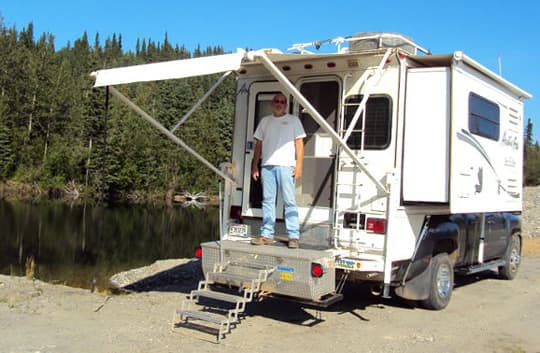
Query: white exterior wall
[
  {"left": 335, "top": 66, "right": 400, "bottom": 250},
  {"left": 450, "top": 63, "right": 524, "bottom": 213},
  {"left": 403, "top": 68, "right": 450, "bottom": 203}
]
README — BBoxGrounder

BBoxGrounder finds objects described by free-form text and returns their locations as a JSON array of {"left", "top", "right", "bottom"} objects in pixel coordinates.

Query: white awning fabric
[{"left": 92, "top": 50, "right": 245, "bottom": 87}]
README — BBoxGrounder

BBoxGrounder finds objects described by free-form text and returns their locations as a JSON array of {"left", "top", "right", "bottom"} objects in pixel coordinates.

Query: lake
[{"left": 0, "top": 200, "right": 219, "bottom": 290}]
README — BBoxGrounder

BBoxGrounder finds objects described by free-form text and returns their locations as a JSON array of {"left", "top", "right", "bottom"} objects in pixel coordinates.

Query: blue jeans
[{"left": 260, "top": 166, "right": 300, "bottom": 239}]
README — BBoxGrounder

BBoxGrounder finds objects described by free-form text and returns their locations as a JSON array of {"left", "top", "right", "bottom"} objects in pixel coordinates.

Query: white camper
[{"left": 92, "top": 32, "right": 532, "bottom": 341}]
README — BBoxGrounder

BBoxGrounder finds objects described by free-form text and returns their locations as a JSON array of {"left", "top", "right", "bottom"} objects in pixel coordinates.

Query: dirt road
[{"left": 1, "top": 238, "right": 540, "bottom": 353}]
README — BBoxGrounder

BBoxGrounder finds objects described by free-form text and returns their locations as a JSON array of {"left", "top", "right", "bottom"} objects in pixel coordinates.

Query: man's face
[{"left": 271, "top": 94, "right": 287, "bottom": 116}]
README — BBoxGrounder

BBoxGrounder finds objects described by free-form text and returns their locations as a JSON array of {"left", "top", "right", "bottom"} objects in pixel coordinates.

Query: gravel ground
[
  {"left": 522, "top": 185, "right": 540, "bottom": 238},
  {"left": 1, "top": 186, "right": 540, "bottom": 353}
]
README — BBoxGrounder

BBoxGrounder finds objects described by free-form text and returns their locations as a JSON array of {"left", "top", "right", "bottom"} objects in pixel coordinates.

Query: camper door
[{"left": 241, "top": 79, "right": 340, "bottom": 226}]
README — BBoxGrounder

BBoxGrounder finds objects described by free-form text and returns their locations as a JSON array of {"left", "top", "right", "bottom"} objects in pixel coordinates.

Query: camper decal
[
  {"left": 502, "top": 130, "right": 519, "bottom": 168},
  {"left": 457, "top": 129, "right": 519, "bottom": 199},
  {"left": 277, "top": 266, "right": 294, "bottom": 281},
  {"left": 236, "top": 82, "right": 249, "bottom": 96},
  {"left": 502, "top": 130, "right": 520, "bottom": 151},
  {"left": 475, "top": 167, "right": 483, "bottom": 194}
]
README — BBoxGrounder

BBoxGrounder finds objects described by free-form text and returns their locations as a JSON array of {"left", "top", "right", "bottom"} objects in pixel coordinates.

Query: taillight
[
  {"left": 311, "top": 263, "right": 324, "bottom": 278},
  {"left": 366, "top": 218, "right": 386, "bottom": 234},
  {"left": 194, "top": 247, "right": 202, "bottom": 258},
  {"left": 229, "top": 206, "right": 242, "bottom": 220}
]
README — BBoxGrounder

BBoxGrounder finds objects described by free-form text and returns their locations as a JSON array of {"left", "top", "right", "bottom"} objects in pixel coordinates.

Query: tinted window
[
  {"left": 344, "top": 95, "right": 391, "bottom": 149},
  {"left": 469, "top": 93, "right": 500, "bottom": 141}
]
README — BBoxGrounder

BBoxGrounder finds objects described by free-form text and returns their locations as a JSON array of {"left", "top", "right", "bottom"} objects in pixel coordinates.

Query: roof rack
[{"left": 288, "top": 32, "right": 431, "bottom": 55}]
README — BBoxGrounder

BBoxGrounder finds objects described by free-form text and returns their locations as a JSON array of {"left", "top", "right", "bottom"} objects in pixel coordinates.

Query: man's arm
[
  {"left": 294, "top": 137, "right": 304, "bottom": 180},
  {"left": 251, "top": 139, "right": 262, "bottom": 180}
]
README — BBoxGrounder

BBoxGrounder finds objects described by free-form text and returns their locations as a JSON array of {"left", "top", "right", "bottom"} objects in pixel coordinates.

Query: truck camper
[{"left": 91, "top": 32, "right": 532, "bottom": 341}]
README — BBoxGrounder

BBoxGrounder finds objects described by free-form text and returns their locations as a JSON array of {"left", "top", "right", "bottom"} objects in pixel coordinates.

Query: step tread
[
  {"left": 177, "top": 309, "right": 228, "bottom": 325},
  {"left": 209, "top": 272, "right": 260, "bottom": 283},
  {"left": 228, "top": 261, "right": 274, "bottom": 271},
  {"left": 191, "top": 290, "right": 246, "bottom": 303},
  {"left": 458, "top": 259, "right": 506, "bottom": 275}
]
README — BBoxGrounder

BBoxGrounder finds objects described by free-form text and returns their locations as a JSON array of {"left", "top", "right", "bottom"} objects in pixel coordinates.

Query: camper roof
[{"left": 409, "top": 52, "right": 532, "bottom": 100}]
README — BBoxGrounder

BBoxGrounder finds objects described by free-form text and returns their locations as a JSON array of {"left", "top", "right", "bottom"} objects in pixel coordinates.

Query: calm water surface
[{"left": 0, "top": 200, "right": 219, "bottom": 290}]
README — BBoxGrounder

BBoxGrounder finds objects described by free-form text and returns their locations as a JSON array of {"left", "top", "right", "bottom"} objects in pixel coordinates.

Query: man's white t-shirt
[{"left": 254, "top": 114, "right": 306, "bottom": 167}]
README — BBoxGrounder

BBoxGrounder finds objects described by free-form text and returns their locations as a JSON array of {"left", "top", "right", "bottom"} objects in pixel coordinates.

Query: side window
[
  {"left": 468, "top": 93, "right": 500, "bottom": 141},
  {"left": 344, "top": 95, "right": 392, "bottom": 149}
]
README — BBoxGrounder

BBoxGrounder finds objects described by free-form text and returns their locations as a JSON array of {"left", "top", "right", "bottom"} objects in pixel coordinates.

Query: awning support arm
[
  {"left": 170, "top": 71, "right": 233, "bottom": 133},
  {"left": 252, "top": 51, "right": 388, "bottom": 195},
  {"left": 108, "top": 86, "right": 237, "bottom": 185}
]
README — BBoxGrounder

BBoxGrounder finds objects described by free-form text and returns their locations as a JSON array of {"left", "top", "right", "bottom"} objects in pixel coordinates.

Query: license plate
[
  {"left": 335, "top": 258, "right": 362, "bottom": 270},
  {"left": 228, "top": 223, "right": 250, "bottom": 238}
]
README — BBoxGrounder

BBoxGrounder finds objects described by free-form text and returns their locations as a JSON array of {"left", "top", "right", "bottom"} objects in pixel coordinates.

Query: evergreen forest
[
  {"left": 0, "top": 19, "right": 539, "bottom": 204},
  {"left": 0, "top": 20, "right": 235, "bottom": 203}
]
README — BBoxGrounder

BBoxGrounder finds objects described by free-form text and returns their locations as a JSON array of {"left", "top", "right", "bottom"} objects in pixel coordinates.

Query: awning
[{"left": 91, "top": 50, "right": 245, "bottom": 87}]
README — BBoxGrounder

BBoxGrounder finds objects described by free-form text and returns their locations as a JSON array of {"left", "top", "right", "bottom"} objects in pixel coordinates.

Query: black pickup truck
[{"left": 394, "top": 212, "right": 522, "bottom": 310}]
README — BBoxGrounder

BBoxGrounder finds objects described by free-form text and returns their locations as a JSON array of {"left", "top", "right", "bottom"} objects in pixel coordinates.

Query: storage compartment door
[{"left": 402, "top": 68, "right": 450, "bottom": 203}]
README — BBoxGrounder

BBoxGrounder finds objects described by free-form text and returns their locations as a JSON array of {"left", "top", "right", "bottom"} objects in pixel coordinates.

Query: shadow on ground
[
  {"left": 113, "top": 259, "right": 506, "bottom": 326},
  {"left": 112, "top": 259, "right": 204, "bottom": 294}
]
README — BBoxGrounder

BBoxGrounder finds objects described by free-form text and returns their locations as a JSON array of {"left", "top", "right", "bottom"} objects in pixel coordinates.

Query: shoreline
[
  {"left": 1, "top": 251, "right": 540, "bottom": 353},
  {"left": 0, "top": 181, "right": 219, "bottom": 207}
]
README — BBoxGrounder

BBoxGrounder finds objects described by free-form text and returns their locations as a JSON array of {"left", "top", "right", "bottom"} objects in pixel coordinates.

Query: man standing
[{"left": 251, "top": 93, "right": 306, "bottom": 249}]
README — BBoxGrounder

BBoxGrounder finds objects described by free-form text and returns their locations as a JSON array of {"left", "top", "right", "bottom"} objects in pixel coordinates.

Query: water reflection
[{"left": 0, "top": 200, "right": 218, "bottom": 290}]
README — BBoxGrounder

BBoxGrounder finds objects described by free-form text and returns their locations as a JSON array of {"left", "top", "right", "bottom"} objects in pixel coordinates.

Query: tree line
[
  {"left": 0, "top": 20, "right": 235, "bottom": 203},
  {"left": 0, "top": 19, "right": 539, "bottom": 204},
  {"left": 524, "top": 119, "right": 540, "bottom": 185}
]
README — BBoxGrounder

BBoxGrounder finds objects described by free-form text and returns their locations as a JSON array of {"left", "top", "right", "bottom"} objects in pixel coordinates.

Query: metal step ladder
[{"left": 174, "top": 261, "right": 274, "bottom": 342}]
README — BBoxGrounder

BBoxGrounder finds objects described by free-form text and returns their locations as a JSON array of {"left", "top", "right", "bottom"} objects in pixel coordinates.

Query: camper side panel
[
  {"left": 450, "top": 64, "right": 524, "bottom": 213},
  {"left": 402, "top": 68, "right": 450, "bottom": 203}
]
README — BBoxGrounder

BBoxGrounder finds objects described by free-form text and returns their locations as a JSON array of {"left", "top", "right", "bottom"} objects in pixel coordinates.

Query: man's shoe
[
  {"left": 251, "top": 236, "right": 275, "bottom": 245},
  {"left": 288, "top": 239, "right": 299, "bottom": 249}
]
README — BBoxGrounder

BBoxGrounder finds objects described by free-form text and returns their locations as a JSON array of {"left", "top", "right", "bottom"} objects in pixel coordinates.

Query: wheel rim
[
  {"left": 509, "top": 242, "right": 521, "bottom": 272},
  {"left": 436, "top": 263, "right": 452, "bottom": 298}
]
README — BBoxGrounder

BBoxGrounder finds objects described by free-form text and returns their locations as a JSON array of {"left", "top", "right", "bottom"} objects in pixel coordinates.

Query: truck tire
[
  {"left": 421, "top": 253, "right": 453, "bottom": 310},
  {"left": 498, "top": 233, "right": 521, "bottom": 280}
]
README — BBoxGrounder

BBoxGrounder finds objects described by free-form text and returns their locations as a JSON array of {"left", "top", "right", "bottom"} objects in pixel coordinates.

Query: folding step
[
  {"left": 228, "top": 261, "right": 274, "bottom": 271},
  {"left": 208, "top": 272, "right": 258, "bottom": 286},
  {"left": 174, "top": 262, "right": 273, "bottom": 342},
  {"left": 211, "top": 263, "right": 274, "bottom": 286},
  {"left": 177, "top": 309, "right": 228, "bottom": 325},
  {"left": 176, "top": 308, "right": 231, "bottom": 342},
  {"left": 190, "top": 290, "right": 246, "bottom": 304}
]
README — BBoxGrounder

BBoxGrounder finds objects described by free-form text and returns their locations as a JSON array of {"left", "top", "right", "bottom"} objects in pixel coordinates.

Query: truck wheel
[
  {"left": 498, "top": 233, "right": 521, "bottom": 280},
  {"left": 421, "top": 253, "right": 453, "bottom": 310}
]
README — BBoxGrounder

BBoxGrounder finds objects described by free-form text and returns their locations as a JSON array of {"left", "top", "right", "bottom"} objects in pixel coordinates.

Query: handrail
[{"left": 288, "top": 32, "right": 431, "bottom": 55}]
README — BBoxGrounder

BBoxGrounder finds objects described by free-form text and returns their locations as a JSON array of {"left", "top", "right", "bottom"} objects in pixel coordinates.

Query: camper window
[
  {"left": 344, "top": 95, "right": 392, "bottom": 150},
  {"left": 468, "top": 92, "right": 500, "bottom": 141}
]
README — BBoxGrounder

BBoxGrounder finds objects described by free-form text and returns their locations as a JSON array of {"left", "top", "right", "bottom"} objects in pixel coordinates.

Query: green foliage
[
  {"left": 0, "top": 20, "right": 236, "bottom": 202},
  {"left": 524, "top": 119, "right": 540, "bottom": 186},
  {"left": 0, "top": 99, "right": 15, "bottom": 180},
  {"left": 4, "top": 18, "right": 536, "bottom": 197}
]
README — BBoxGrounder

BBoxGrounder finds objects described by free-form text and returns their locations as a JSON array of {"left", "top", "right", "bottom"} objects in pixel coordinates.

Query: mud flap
[{"left": 394, "top": 261, "right": 432, "bottom": 301}]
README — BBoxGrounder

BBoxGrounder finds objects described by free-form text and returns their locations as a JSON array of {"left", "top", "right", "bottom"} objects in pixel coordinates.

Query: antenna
[{"left": 498, "top": 52, "right": 503, "bottom": 76}]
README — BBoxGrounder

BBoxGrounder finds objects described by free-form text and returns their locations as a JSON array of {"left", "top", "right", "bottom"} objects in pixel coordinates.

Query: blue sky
[{"left": 1, "top": 0, "right": 539, "bottom": 139}]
